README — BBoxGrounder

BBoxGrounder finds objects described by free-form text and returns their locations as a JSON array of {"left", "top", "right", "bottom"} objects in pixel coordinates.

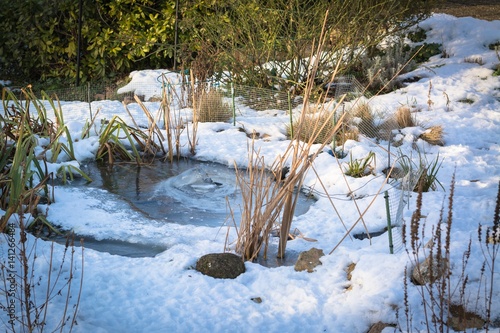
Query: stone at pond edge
[
  {"left": 367, "top": 322, "right": 396, "bottom": 333},
  {"left": 294, "top": 248, "right": 324, "bottom": 273},
  {"left": 411, "top": 255, "right": 450, "bottom": 285},
  {"left": 196, "top": 253, "right": 245, "bottom": 279}
]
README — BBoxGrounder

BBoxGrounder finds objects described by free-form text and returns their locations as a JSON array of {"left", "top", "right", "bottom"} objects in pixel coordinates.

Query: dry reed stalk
[
  {"left": 82, "top": 107, "right": 101, "bottom": 138},
  {"left": 231, "top": 10, "right": 351, "bottom": 260},
  {"left": 132, "top": 95, "right": 167, "bottom": 157},
  {"left": 163, "top": 89, "right": 174, "bottom": 162},
  {"left": 310, "top": 163, "right": 351, "bottom": 238},
  {"left": 233, "top": 140, "right": 283, "bottom": 260},
  {"left": 134, "top": 95, "right": 165, "bottom": 141},
  {"left": 275, "top": 10, "right": 348, "bottom": 258},
  {"left": 123, "top": 101, "right": 139, "bottom": 130},
  {"left": 329, "top": 171, "right": 393, "bottom": 255},
  {"left": 161, "top": 77, "right": 187, "bottom": 159}
]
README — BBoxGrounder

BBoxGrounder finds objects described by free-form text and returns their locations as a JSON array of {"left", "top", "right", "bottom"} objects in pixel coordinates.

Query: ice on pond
[
  {"left": 72, "top": 160, "right": 313, "bottom": 228},
  {"left": 153, "top": 164, "right": 241, "bottom": 213},
  {"left": 52, "top": 160, "right": 315, "bottom": 257}
]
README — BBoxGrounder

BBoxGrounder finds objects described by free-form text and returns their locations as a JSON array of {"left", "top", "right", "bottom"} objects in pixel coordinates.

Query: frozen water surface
[{"left": 74, "top": 159, "right": 312, "bottom": 227}]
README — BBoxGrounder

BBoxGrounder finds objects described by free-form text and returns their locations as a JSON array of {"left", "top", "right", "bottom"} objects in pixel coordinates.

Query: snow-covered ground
[{"left": 1, "top": 14, "right": 500, "bottom": 333}]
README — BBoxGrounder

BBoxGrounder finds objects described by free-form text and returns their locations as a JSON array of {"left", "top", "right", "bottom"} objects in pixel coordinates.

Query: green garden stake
[
  {"left": 331, "top": 110, "right": 337, "bottom": 153},
  {"left": 288, "top": 91, "right": 293, "bottom": 138},
  {"left": 231, "top": 82, "right": 236, "bottom": 126},
  {"left": 87, "top": 82, "right": 91, "bottom": 103},
  {"left": 384, "top": 190, "right": 394, "bottom": 254}
]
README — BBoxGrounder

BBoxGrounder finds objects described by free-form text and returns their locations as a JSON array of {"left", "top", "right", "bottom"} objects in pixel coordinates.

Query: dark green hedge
[{"left": 0, "top": 0, "right": 438, "bottom": 87}]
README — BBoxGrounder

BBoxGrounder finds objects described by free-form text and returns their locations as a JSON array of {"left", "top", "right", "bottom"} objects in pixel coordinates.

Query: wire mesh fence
[
  {"left": 29, "top": 81, "right": 131, "bottom": 103},
  {"left": 8, "top": 74, "right": 428, "bottom": 253}
]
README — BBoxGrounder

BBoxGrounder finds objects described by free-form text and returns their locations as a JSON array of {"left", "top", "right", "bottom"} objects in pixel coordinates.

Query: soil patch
[{"left": 434, "top": 0, "right": 500, "bottom": 21}]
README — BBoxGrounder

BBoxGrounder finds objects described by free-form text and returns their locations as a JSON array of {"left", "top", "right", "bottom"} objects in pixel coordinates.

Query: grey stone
[
  {"left": 367, "top": 322, "right": 395, "bottom": 333},
  {"left": 196, "top": 253, "right": 245, "bottom": 279},
  {"left": 294, "top": 248, "right": 324, "bottom": 273}
]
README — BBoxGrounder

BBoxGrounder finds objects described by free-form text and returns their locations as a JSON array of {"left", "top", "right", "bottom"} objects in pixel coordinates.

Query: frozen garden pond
[{"left": 52, "top": 159, "right": 313, "bottom": 259}]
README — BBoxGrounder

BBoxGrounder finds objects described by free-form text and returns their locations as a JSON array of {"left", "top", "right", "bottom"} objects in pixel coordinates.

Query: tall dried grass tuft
[
  {"left": 195, "top": 89, "right": 232, "bottom": 123},
  {"left": 400, "top": 173, "right": 500, "bottom": 332},
  {"left": 232, "top": 141, "right": 281, "bottom": 261},
  {"left": 290, "top": 109, "right": 336, "bottom": 144},
  {"left": 188, "top": 70, "right": 199, "bottom": 156},
  {"left": 351, "top": 103, "right": 377, "bottom": 137},
  {"left": 335, "top": 124, "right": 359, "bottom": 146},
  {"left": 477, "top": 181, "right": 500, "bottom": 330},
  {"left": 419, "top": 125, "right": 444, "bottom": 146},
  {"left": 395, "top": 106, "right": 416, "bottom": 128},
  {"left": 230, "top": 11, "right": 348, "bottom": 260},
  {"left": 402, "top": 174, "right": 457, "bottom": 331},
  {"left": 233, "top": 100, "right": 347, "bottom": 260}
]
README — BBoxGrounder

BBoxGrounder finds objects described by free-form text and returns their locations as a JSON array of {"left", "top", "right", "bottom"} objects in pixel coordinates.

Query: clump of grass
[
  {"left": 130, "top": 93, "right": 169, "bottom": 159},
  {"left": 289, "top": 109, "right": 336, "bottom": 144},
  {"left": 335, "top": 124, "right": 359, "bottom": 147},
  {"left": 351, "top": 103, "right": 376, "bottom": 138},
  {"left": 0, "top": 87, "right": 84, "bottom": 331},
  {"left": 1, "top": 86, "right": 93, "bottom": 230},
  {"left": 195, "top": 89, "right": 232, "bottom": 123},
  {"left": 398, "top": 150, "right": 444, "bottom": 192},
  {"left": 377, "top": 106, "right": 416, "bottom": 142},
  {"left": 383, "top": 105, "right": 444, "bottom": 146},
  {"left": 395, "top": 106, "right": 417, "bottom": 128},
  {"left": 343, "top": 151, "right": 376, "bottom": 178},
  {"left": 419, "top": 125, "right": 444, "bottom": 146},
  {"left": 96, "top": 116, "right": 145, "bottom": 165},
  {"left": 414, "top": 152, "right": 444, "bottom": 192},
  {"left": 234, "top": 98, "right": 347, "bottom": 260},
  {"left": 231, "top": 140, "right": 285, "bottom": 261}
]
